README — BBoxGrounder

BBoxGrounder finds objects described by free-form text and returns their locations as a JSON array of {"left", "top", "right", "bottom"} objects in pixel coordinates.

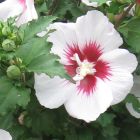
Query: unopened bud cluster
[
  {"left": 0, "top": 19, "right": 24, "bottom": 52},
  {"left": 0, "top": 18, "right": 24, "bottom": 79}
]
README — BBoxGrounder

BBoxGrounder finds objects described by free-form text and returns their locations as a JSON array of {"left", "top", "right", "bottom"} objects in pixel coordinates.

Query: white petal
[
  {"left": 99, "top": 49, "right": 138, "bottom": 73},
  {"left": 98, "top": 49, "right": 137, "bottom": 105},
  {"left": 107, "top": 69, "right": 133, "bottom": 105},
  {"left": 65, "top": 78, "right": 113, "bottom": 122},
  {"left": 81, "top": 0, "right": 98, "bottom": 7},
  {"left": 82, "top": 0, "right": 111, "bottom": 7},
  {"left": 0, "top": 129, "right": 12, "bottom": 140},
  {"left": 16, "top": 0, "right": 38, "bottom": 26},
  {"left": 34, "top": 73, "right": 76, "bottom": 109},
  {"left": 0, "top": 0, "right": 38, "bottom": 26},
  {"left": 47, "top": 11, "right": 123, "bottom": 64},
  {"left": 0, "top": 0, "right": 23, "bottom": 21},
  {"left": 47, "top": 23, "right": 77, "bottom": 64},
  {"left": 75, "top": 10, "right": 123, "bottom": 51},
  {"left": 126, "top": 103, "right": 140, "bottom": 118}
]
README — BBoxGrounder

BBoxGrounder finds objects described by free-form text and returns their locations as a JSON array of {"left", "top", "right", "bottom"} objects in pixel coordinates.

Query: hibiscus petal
[
  {"left": 64, "top": 77, "right": 113, "bottom": 122},
  {"left": 98, "top": 49, "right": 137, "bottom": 104},
  {"left": 75, "top": 10, "right": 123, "bottom": 52},
  {"left": 108, "top": 69, "right": 133, "bottom": 105},
  {"left": 0, "top": 0, "right": 38, "bottom": 26},
  {"left": 0, "top": 0, "right": 23, "bottom": 21},
  {"left": 34, "top": 73, "right": 76, "bottom": 109},
  {"left": 47, "top": 11, "right": 123, "bottom": 64},
  {"left": 0, "top": 129, "right": 12, "bottom": 140},
  {"left": 99, "top": 49, "right": 138, "bottom": 73},
  {"left": 48, "top": 23, "right": 77, "bottom": 64},
  {"left": 16, "top": 0, "right": 38, "bottom": 26}
]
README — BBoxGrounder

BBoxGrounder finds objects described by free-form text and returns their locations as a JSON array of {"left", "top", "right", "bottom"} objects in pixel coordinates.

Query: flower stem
[{"left": 115, "top": 3, "right": 135, "bottom": 28}]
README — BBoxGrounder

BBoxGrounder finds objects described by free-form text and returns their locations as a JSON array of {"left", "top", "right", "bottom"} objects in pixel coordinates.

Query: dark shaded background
[{"left": 0, "top": 0, "right": 4, "bottom": 3}]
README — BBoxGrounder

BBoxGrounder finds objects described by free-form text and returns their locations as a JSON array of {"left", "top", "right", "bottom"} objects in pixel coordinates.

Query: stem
[
  {"left": 115, "top": 3, "right": 135, "bottom": 28},
  {"left": 21, "top": 73, "right": 26, "bottom": 84}
]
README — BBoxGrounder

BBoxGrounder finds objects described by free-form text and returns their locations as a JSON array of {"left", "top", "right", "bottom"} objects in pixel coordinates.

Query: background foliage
[{"left": 0, "top": 0, "right": 140, "bottom": 139}]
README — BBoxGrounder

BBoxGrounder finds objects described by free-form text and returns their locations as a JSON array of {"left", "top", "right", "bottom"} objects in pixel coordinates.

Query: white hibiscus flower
[
  {"left": 0, "top": 129, "right": 12, "bottom": 140},
  {"left": 34, "top": 10, "right": 138, "bottom": 122},
  {"left": 126, "top": 75, "right": 140, "bottom": 118},
  {"left": 0, "top": 0, "right": 38, "bottom": 26}
]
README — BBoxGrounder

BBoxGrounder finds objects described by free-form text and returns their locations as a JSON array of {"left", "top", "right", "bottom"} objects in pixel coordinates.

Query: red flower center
[{"left": 64, "top": 42, "right": 111, "bottom": 95}]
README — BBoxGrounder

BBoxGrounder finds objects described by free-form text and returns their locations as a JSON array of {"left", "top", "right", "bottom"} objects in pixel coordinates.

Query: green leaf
[
  {"left": 26, "top": 138, "right": 42, "bottom": 140},
  {"left": 127, "top": 31, "right": 140, "bottom": 53},
  {"left": 16, "top": 37, "right": 69, "bottom": 79},
  {"left": 119, "top": 18, "right": 140, "bottom": 53},
  {"left": 23, "top": 16, "right": 57, "bottom": 41},
  {"left": 65, "top": 129, "right": 78, "bottom": 140},
  {"left": 78, "top": 130, "right": 93, "bottom": 140},
  {"left": 102, "top": 124, "right": 119, "bottom": 137},
  {"left": 16, "top": 88, "right": 31, "bottom": 108},
  {"left": 27, "top": 53, "right": 69, "bottom": 78},
  {"left": 50, "top": 0, "right": 84, "bottom": 20},
  {"left": 118, "top": 116, "right": 140, "bottom": 140},
  {"left": 0, "top": 77, "right": 30, "bottom": 115},
  {"left": 16, "top": 38, "right": 50, "bottom": 65},
  {"left": 97, "top": 113, "right": 116, "bottom": 127},
  {"left": 0, "top": 111, "right": 14, "bottom": 129}
]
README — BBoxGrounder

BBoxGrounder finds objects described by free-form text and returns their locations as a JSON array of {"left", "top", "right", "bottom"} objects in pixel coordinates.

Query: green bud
[
  {"left": 2, "top": 25, "right": 11, "bottom": 36},
  {"left": 7, "top": 65, "right": 21, "bottom": 79},
  {"left": 9, "top": 33, "right": 17, "bottom": 41},
  {"left": 2, "top": 39, "right": 16, "bottom": 51},
  {"left": 16, "top": 58, "right": 23, "bottom": 64}
]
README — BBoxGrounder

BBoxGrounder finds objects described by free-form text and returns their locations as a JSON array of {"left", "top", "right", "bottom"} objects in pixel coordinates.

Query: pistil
[{"left": 71, "top": 53, "right": 96, "bottom": 81}]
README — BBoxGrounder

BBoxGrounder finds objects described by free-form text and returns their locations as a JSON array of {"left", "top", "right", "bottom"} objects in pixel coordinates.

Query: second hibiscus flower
[
  {"left": 0, "top": 0, "right": 38, "bottom": 26},
  {"left": 35, "top": 10, "right": 138, "bottom": 122}
]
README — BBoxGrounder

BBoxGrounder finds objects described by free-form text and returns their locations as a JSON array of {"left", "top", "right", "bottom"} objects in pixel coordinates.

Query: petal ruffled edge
[
  {"left": 34, "top": 73, "right": 76, "bottom": 109},
  {"left": 65, "top": 77, "right": 113, "bottom": 122}
]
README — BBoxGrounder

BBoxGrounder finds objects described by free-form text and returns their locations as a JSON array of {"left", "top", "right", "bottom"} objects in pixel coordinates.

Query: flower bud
[
  {"left": 2, "top": 25, "right": 11, "bottom": 36},
  {"left": 9, "top": 33, "right": 17, "bottom": 41},
  {"left": 2, "top": 39, "right": 16, "bottom": 52},
  {"left": 7, "top": 65, "right": 21, "bottom": 79}
]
